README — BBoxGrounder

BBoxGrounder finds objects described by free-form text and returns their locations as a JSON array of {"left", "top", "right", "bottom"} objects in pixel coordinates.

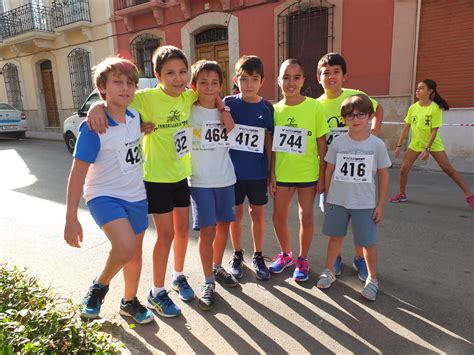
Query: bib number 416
[{"left": 340, "top": 162, "right": 365, "bottom": 177}]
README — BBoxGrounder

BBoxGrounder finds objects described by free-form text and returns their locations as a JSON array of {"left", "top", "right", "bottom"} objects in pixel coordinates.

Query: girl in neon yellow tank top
[
  {"left": 269, "top": 59, "right": 329, "bottom": 281},
  {"left": 390, "top": 79, "right": 473, "bottom": 208}
]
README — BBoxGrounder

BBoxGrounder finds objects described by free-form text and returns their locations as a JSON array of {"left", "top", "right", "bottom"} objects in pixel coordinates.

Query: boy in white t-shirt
[
  {"left": 188, "top": 60, "right": 237, "bottom": 310},
  {"left": 316, "top": 94, "right": 391, "bottom": 301},
  {"left": 64, "top": 57, "right": 153, "bottom": 323}
]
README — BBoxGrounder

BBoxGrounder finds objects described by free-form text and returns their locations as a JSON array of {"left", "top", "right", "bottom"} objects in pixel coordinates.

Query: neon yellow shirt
[
  {"left": 404, "top": 102, "right": 444, "bottom": 152},
  {"left": 131, "top": 86, "right": 197, "bottom": 182},
  {"left": 273, "top": 98, "right": 330, "bottom": 182},
  {"left": 317, "top": 88, "right": 378, "bottom": 129}
]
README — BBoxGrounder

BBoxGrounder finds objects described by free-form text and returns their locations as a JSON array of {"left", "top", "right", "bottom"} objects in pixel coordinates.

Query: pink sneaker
[
  {"left": 466, "top": 194, "right": 474, "bottom": 209},
  {"left": 389, "top": 193, "right": 407, "bottom": 203},
  {"left": 269, "top": 252, "right": 293, "bottom": 274}
]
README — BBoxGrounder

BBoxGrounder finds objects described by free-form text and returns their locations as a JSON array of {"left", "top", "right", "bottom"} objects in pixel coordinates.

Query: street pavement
[{"left": 1, "top": 138, "right": 473, "bottom": 354}]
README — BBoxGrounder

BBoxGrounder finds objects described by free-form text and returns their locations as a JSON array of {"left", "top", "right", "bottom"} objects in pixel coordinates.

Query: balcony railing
[
  {"left": 52, "top": 0, "right": 91, "bottom": 28},
  {"left": 116, "top": 0, "right": 149, "bottom": 11},
  {"left": 0, "top": 3, "right": 54, "bottom": 39}
]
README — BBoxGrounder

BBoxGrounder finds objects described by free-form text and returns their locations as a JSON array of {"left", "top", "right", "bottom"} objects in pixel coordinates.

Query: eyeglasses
[{"left": 344, "top": 112, "right": 369, "bottom": 121}]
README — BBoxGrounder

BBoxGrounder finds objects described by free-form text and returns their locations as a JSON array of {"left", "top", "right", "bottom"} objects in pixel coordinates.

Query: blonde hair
[{"left": 93, "top": 57, "right": 139, "bottom": 99}]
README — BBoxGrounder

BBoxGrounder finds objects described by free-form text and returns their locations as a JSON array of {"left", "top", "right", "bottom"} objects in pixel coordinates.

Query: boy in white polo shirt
[
  {"left": 188, "top": 60, "right": 237, "bottom": 310},
  {"left": 64, "top": 57, "right": 153, "bottom": 324}
]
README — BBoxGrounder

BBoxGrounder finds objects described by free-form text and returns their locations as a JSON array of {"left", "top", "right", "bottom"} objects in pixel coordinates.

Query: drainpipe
[{"left": 411, "top": 0, "right": 421, "bottom": 103}]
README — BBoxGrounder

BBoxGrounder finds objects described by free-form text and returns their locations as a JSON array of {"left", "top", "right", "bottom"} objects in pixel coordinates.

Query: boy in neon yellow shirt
[{"left": 316, "top": 52, "right": 384, "bottom": 282}]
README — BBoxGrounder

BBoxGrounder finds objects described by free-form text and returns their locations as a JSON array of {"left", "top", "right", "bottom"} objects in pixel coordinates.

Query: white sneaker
[{"left": 316, "top": 268, "right": 336, "bottom": 289}]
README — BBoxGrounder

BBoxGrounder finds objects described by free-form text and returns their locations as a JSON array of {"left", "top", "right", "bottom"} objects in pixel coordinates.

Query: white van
[{"left": 63, "top": 78, "right": 158, "bottom": 153}]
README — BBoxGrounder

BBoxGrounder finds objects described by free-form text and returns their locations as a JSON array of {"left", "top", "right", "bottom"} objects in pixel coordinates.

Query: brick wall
[{"left": 416, "top": 0, "right": 474, "bottom": 108}]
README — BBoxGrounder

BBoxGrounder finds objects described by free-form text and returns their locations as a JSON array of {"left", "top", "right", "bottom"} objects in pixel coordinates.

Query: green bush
[{"left": 0, "top": 265, "right": 123, "bottom": 353}]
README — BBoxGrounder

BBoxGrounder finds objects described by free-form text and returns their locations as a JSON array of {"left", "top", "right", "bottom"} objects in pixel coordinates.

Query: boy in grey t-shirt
[{"left": 316, "top": 94, "right": 391, "bottom": 301}]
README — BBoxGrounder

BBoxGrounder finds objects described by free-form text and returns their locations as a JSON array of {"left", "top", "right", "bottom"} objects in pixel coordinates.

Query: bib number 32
[{"left": 174, "top": 128, "right": 193, "bottom": 159}]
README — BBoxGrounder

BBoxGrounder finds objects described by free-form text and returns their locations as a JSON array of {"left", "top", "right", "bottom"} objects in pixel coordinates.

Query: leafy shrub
[{"left": 0, "top": 265, "right": 123, "bottom": 353}]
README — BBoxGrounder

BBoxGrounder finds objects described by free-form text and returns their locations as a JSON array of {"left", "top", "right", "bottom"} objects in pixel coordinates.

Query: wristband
[
  {"left": 219, "top": 106, "right": 231, "bottom": 113},
  {"left": 396, "top": 145, "right": 401, "bottom": 148},
  {"left": 425, "top": 147, "right": 431, "bottom": 152}
]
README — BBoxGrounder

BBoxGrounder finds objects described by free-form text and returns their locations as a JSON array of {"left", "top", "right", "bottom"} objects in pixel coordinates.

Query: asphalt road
[{"left": 1, "top": 138, "right": 473, "bottom": 354}]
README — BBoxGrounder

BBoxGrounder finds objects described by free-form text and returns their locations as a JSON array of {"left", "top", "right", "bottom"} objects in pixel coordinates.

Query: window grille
[
  {"left": 130, "top": 33, "right": 160, "bottom": 78},
  {"left": 67, "top": 48, "right": 93, "bottom": 109},
  {"left": 195, "top": 28, "right": 228, "bottom": 45},
  {"left": 2, "top": 63, "right": 24, "bottom": 110},
  {"left": 277, "top": 0, "right": 334, "bottom": 98}
]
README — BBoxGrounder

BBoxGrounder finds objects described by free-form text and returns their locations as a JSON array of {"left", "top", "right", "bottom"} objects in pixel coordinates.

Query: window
[
  {"left": 195, "top": 28, "right": 228, "bottom": 45},
  {"left": 2, "top": 63, "right": 24, "bottom": 110},
  {"left": 67, "top": 48, "right": 93, "bottom": 109},
  {"left": 130, "top": 34, "right": 160, "bottom": 78}
]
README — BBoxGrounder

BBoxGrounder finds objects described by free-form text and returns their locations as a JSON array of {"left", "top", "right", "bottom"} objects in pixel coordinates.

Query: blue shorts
[
  {"left": 87, "top": 196, "right": 149, "bottom": 234},
  {"left": 190, "top": 186, "right": 236, "bottom": 230},
  {"left": 322, "top": 203, "right": 377, "bottom": 247},
  {"left": 234, "top": 179, "right": 268, "bottom": 206}
]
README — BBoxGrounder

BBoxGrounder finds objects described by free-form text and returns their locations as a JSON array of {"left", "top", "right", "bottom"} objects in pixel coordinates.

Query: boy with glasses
[{"left": 316, "top": 94, "right": 390, "bottom": 301}]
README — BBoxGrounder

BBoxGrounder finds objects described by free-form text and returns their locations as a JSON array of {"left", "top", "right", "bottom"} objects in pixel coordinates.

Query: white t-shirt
[
  {"left": 325, "top": 134, "right": 391, "bottom": 209},
  {"left": 73, "top": 108, "right": 146, "bottom": 203},
  {"left": 188, "top": 105, "right": 236, "bottom": 188}
]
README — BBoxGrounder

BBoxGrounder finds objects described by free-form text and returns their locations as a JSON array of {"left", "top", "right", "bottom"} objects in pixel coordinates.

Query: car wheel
[
  {"left": 16, "top": 131, "right": 26, "bottom": 140},
  {"left": 65, "top": 131, "right": 76, "bottom": 154}
]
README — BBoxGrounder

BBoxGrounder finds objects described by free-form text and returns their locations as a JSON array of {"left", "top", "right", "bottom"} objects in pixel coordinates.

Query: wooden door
[
  {"left": 196, "top": 41, "right": 230, "bottom": 96},
  {"left": 41, "top": 68, "right": 59, "bottom": 127}
]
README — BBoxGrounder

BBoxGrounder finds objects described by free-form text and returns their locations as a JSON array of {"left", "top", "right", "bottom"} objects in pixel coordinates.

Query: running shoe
[
  {"left": 119, "top": 297, "right": 154, "bottom": 324},
  {"left": 171, "top": 275, "right": 195, "bottom": 301},
  {"left": 333, "top": 255, "right": 342, "bottom": 276},
  {"left": 361, "top": 278, "right": 379, "bottom": 301},
  {"left": 229, "top": 250, "right": 244, "bottom": 279},
  {"left": 316, "top": 269, "right": 336, "bottom": 289},
  {"left": 353, "top": 257, "right": 368, "bottom": 282},
  {"left": 293, "top": 257, "right": 309, "bottom": 282},
  {"left": 269, "top": 252, "right": 293, "bottom": 274},
  {"left": 213, "top": 267, "right": 238, "bottom": 287},
  {"left": 147, "top": 290, "right": 181, "bottom": 317},
  {"left": 252, "top": 254, "right": 271, "bottom": 280},
  {"left": 466, "top": 194, "right": 474, "bottom": 209},
  {"left": 389, "top": 193, "right": 407, "bottom": 203},
  {"left": 80, "top": 280, "right": 109, "bottom": 319},
  {"left": 198, "top": 282, "right": 216, "bottom": 311}
]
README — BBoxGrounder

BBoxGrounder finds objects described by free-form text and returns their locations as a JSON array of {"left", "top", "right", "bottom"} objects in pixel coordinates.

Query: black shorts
[
  {"left": 234, "top": 179, "right": 268, "bottom": 206},
  {"left": 145, "top": 179, "right": 190, "bottom": 214},
  {"left": 276, "top": 181, "right": 317, "bottom": 188}
]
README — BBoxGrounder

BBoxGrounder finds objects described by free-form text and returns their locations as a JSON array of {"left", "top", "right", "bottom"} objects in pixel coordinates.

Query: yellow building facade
[{"left": 0, "top": 0, "right": 115, "bottom": 132}]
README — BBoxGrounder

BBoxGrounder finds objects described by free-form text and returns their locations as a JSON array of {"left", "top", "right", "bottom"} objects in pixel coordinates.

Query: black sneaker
[
  {"left": 119, "top": 297, "right": 154, "bottom": 324},
  {"left": 198, "top": 282, "right": 216, "bottom": 311},
  {"left": 213, "top": 267, "right": 238, "bottom": 287},
  {"left": 229, "top": 250, "right": 244, "bottom": 279},
  {"left": 252, "top": 254, "right": 271, "bottom": 281},
  {"left": 81, "top": 280, "right": 109, "bottom": 319}
]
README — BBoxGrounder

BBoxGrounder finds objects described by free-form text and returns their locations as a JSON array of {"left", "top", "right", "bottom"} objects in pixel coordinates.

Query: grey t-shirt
[{"left": 325, "top": 134, "right": 391, "bottom": 209}]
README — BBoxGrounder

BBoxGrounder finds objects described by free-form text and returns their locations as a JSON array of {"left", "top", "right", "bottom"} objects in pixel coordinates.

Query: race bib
[
  {"left": 174, "top": 127, "right": 193, "bottom": 159},
  {"left": 230, "top": 124, "right": 264, "bottom": 153},
  {"left": 116, "top": 138, "right": 143, "bottom": 174},
  {"left": 272, "top": 126, "right": 307, "bottom": 155},
  {"left": 334, "top": 153, "right": 373, "bottom": 183},
  {"left": 326, "top": 127, "right": 348, "bottom": 145},
  {"left": 200, "top": 121, "right": 231, "bottom": 149}
]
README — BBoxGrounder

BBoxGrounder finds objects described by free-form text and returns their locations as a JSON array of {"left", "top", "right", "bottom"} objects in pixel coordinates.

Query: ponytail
[{"left": 422, "top": 79, "right": 450, "bottom": 111}]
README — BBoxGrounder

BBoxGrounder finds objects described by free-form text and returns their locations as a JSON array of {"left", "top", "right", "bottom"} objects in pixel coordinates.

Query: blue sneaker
[
  {"left": 119, "top": 297, "right": 154, "bottom": 324},
  {"left": 353, "top": 257, "right": 368, "bottom": 282},
  {"left": 333, "top": 255, "right": 342, "bottom": 276},
  {"left": 269, "top": 252, "right": 293, "bottom": 274},
  {"left": 147, "top": 290, "right": 181, "bottom": 317},
  {"left": 229, "top": 250, "right": 244, "bottom": 279},
  {"left": 293, "top": 257, "right": 309, "bottom": 282},
  {"left": 252, "top": 253, "right": 271, "bottom": 281},
  {"left": 81, "top": 281, "right": 109, "bottom": 319},
  {"left": 171, "top": 275, "right": 195, "bottom": 301}
]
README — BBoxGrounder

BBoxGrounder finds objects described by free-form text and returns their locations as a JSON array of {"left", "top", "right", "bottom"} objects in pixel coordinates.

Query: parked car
[
  {"left": 63, "top": 78, "right": 158, "bottom": 153},
  {"left": 0, "top": 102, "right": 27, "bottom": 139}
]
